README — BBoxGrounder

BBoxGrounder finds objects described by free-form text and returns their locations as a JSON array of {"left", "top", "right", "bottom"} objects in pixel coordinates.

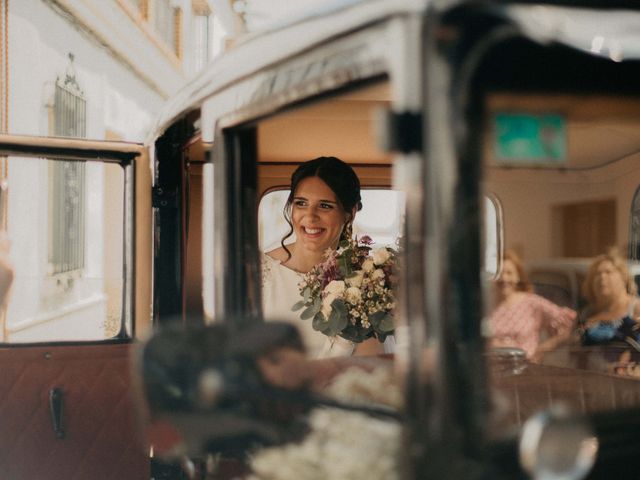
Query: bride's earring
[{"left": 341, "top": 221, "right": 353, "bottom": 242}]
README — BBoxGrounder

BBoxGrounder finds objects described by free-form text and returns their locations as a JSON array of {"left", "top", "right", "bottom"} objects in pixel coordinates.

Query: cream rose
[
  {"left": 362, "top": 258, "right": 375, "bottom": 273},
  {"left": 372, "top": 268, "right": 385, "bottom": 280},
  {"left": 345, "top": 271, "right": 364, "bottom": 288},
  {"left": 325, "top": 280, "right": 346, "bottom": 295},
  {"left": 373, "top": 248, "right": 391, "bottom": 266},
  {"left": 344, "top": 286, "right": 362, "bottom": 305},
  {"left": 322, "top": 293, "right": 336, "bottom": 319}
]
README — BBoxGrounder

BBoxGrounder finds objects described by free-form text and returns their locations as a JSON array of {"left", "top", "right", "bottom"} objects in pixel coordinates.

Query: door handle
[{"left": 49, "top": 387, "right": 65, "bottom": 439}]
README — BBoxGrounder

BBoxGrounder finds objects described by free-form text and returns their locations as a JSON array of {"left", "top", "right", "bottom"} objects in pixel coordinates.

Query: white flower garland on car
[{"left": 248, "top": 366, "right": 402, "bottom": 480}]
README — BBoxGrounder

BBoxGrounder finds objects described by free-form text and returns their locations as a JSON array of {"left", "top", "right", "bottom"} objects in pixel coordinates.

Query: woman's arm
[
  {"left": 533, "top": 322, "right": 574, "bottom": 361},
  {"left": 354, "top": 337, "right": 385, "bottom": 356},
  {"left": 532, "top": 295, "right": 577, "bottom": 361},
  {"left": 632, "top": 297, "right": 640, "bottom": 319}
]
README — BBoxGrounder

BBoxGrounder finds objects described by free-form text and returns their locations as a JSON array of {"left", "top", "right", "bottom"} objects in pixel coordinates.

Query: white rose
[
  {"left": 345, "top": 271, "right": 364, "bottom": 288},
  {"left": 325, "top": 280, "right": 346, "bottom": 295},
  {"left": 344, "top": 287, "right": 362, "bottom": 305},
  {"left": 362, "top": 258, "right": 375, "bottom": 273},
  {"left": 372, "top": 268, "right": 385, "bottom": 280},
  {"left": 322, "top": 292, "right": 337, "bottom": 318},
  {"left": 373, "top": 248, "right": 391, "bottom": 266}
]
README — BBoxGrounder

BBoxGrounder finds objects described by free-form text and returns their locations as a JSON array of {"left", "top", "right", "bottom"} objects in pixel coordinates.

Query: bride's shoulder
[
  {"left": 261, "top": 248, "right": 287, "bottom": 285},
  {"left": 265, "top": 246, "right": 289, "bottom": 263}
]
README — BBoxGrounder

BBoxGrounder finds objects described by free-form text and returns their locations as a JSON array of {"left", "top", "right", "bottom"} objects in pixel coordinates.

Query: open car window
[{"left": 1, "top": 156, "right": 127, "bottom": 343}]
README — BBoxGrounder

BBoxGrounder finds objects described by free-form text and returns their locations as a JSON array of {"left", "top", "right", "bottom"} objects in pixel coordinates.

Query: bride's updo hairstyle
[{"left": 281, "top": 156, "right": 362, "bottom": 260}]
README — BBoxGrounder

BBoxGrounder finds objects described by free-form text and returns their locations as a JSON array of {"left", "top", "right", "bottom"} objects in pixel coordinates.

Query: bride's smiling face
[{"left": 291, "top": 176, "right": 348, "bottom": 254}]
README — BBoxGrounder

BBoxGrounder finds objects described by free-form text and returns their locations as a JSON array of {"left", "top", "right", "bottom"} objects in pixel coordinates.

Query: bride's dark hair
[{"left": 281, "top": 156, "right": 362, "bottom": 261}]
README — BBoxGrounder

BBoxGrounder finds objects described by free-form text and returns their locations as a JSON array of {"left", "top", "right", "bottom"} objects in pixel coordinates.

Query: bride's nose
[{"left": 306, "top": 206, "right": 321, "bottom": 217}]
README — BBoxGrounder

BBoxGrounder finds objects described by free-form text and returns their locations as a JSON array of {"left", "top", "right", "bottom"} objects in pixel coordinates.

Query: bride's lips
[{"left": 302, "top": 226, "right": 325, "bottom": 238}]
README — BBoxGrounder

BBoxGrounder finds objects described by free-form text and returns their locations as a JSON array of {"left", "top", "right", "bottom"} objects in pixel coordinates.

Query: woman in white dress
[{"left": 262, "top": 156, "right": 384, "bottom": 358}]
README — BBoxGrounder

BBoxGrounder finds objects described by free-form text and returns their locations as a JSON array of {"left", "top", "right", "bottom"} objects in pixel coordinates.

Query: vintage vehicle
[{"left": 5, "top": 0, "right": 640, "bottom": 479}]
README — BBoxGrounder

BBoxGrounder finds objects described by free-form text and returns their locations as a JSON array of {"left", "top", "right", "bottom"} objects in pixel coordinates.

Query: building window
[
  {"left": 152, "top": 0, "right": 181, "bottom": 57},
  {"left": 49, "top": 55, "right": 86, "bottom": 275},
  {"left": 193, "top": 14, "right": 210, "bottom": 72},
  {"left": 192, "top": 0, "right": 212, "bottom": 72},
  {"left": 133, "top": 0, "right": 149, "bottom": 19},
  {"left": 174, "top": 7, "right": 183, "bottom": 58}
]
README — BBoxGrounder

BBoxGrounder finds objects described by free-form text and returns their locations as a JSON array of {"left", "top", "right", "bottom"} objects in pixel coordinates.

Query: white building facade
[{"left": 0, "top": 0, "right": 226, "bottom": 341}]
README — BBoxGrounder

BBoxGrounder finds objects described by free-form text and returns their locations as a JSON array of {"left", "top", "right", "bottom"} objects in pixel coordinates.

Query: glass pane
[
  {"left": 153, "top": 0, "right": 175, "bottom": 49},
  {"left": 1, "top": 156, "right": 125, "bottom": 343}
]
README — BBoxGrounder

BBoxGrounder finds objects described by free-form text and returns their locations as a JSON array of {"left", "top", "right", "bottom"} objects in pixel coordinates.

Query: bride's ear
[{"left": 348, "top": 206, "right": 357, "bottom": 222}]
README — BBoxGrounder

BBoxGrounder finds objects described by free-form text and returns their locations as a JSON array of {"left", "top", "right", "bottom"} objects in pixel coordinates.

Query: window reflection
[{"left": 2, "top": 157, "right": 125, "bottom": 343}]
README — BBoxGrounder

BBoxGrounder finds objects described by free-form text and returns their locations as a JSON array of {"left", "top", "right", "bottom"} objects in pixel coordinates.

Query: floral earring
[{"left": 341, "top": 221, "right": 353, "bottom": 243}]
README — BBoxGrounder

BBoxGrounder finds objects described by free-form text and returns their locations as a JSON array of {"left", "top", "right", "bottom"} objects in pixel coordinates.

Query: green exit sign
[{"left": 494, "top": 113, "right": 566, "bottom": 164}]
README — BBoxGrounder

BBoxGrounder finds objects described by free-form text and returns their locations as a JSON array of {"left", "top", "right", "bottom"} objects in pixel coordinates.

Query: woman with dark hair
[
  {"left": 489, "top": 250, "right": 576, "bottom": 361},
  {"left": 261, "top": 157, "right": 382, "bottom": 358}
]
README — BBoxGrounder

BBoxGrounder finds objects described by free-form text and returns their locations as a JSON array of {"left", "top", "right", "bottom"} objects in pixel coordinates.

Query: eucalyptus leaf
[
  {"left": 331, "top": 298, "right": 348, "bottom": 316},
  {"left": 339, "top": 329, "right": 361, "bottom": 343},
  {"left": 312, "top": 312, "right": 327, "bottom": 332},
  {"left": 379, "top": 314, "right": 395, "bottom": 333},
  {"left": 300, "top": 303, "right": 317, "bottom": 320},
  {"left": 338, "top": 256, "right": 351, "bottom": 277},
  {"left": 311, "top": 296, "right": 322, "bottom": 315},
  {"left": 291, "top": 300, "right": 306, "bottom": 311},
  {"left": 303, "top": 287, "right": 311, "bottom": 303},
  {"left": 328, "top": 307, "right": 348, "bottom": 334},
  {"left": 368, "top": 311, "right": 386, "bottom": 328}
]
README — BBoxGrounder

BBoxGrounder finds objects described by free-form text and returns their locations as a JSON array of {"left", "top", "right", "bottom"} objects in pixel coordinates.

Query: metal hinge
[
  {"left": 152, "top": 186, "right": 178, "bottom": 209},
  {"left": 376, "top": 110, "right": 423, "bottom": 154}
]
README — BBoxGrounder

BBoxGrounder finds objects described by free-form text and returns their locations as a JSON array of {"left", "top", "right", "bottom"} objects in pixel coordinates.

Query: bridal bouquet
[{"left": 292, "top": 236, "right": 396, "bottom": 343}]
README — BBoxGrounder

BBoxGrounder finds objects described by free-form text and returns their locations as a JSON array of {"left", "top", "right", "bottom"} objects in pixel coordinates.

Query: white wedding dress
[{"left": 261, "top": 253, "right": 355, "bottom": 358}]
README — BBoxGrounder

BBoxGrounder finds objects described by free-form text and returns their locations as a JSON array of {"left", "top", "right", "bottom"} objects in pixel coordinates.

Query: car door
[{"left": 0, "top": 134, "right": 151, "bottom": 479}]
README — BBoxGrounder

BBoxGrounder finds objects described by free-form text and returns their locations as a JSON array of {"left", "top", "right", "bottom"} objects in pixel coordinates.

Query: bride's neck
[{"left": 285, "top": 242, "right": 326, "bottom": 273}]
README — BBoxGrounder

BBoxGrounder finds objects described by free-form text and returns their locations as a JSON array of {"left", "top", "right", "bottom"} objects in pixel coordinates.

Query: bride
[{"left": 261, "top": 156, "right": 384, "bottom": 358}]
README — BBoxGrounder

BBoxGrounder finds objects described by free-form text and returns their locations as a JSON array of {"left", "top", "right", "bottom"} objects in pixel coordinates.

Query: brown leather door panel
[{"left": 0, "top": 342, "right": 149, "bottom": 480}]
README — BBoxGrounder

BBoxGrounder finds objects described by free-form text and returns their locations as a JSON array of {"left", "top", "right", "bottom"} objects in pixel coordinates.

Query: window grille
[
  {"left": 131, "top": 0, "right": 149, "bottom": 18},
  {"left": 193, "top": 14, "right": 210, "bottom": 72},
  {"left": 49, "top": 56, "right": 86, "bottom": 275},
  {"left": 153, "top": 0, "right": 181, "bottom": 56}
]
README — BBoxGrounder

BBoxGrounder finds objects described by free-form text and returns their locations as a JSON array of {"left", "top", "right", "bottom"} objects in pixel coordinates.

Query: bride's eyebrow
[{"left": 293, "top": 196, "right": 337, "bottom": 205}]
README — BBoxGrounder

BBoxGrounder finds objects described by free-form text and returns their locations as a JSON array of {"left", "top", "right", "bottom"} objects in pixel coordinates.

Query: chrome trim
[{"left": 520, "top": 408, "right": 598, "bottom": 480}]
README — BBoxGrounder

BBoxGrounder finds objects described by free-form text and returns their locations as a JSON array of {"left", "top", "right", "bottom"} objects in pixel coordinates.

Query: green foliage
[
  {"left": 300, "top": 296, "right": 321, "bottom": 320},
  {"left": 291, "top": 300, "right": 305, "bottom": 311},
  {"left": 328, "top": 299, "right": 349, "bottom": 335}
]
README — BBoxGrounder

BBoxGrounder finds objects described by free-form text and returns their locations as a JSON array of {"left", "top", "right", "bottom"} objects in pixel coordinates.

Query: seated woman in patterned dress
[
  {"left": 489, "top": 250, "right": 577, "bottom": 362},
  {"left": 579, "top": 249, "right": 640, "bottom": 348}
]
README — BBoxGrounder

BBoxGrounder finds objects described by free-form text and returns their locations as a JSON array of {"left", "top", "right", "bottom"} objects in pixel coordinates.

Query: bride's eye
[
  {"left": 293, "top": 199, "right": 307, "bottom": 207},
  {"left": 319, "top": 202, "right": 334, "bottom": 210}
]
